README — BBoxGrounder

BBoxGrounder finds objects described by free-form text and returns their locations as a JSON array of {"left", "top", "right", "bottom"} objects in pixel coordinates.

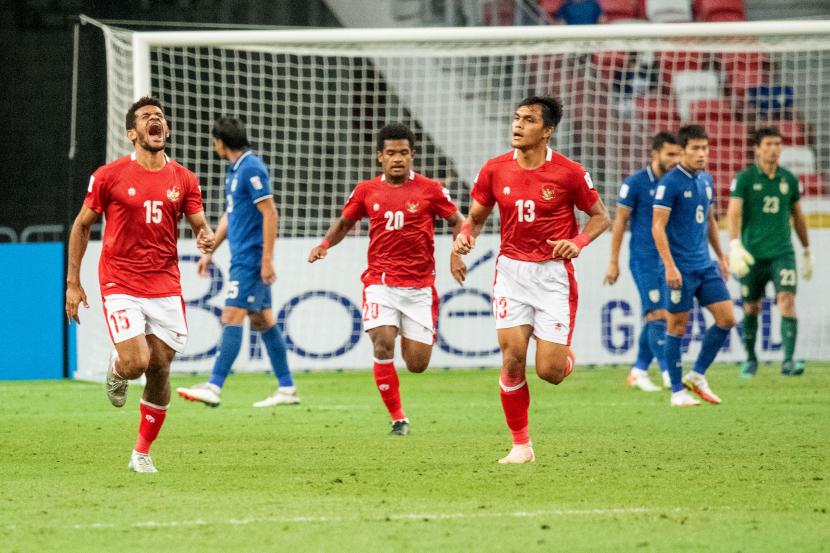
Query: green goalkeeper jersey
[{"left": 730, "top": 164, "right": 800, "bottom": 260}]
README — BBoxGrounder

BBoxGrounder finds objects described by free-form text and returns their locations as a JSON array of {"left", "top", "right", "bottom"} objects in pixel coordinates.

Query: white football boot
[
  {"left": 105, "top": 350, "right": 128, "bottom": 408},
  {"left": 682, "top": 371, "right": 722, "bottom": 404},
  {"left": 128, "top": 450, "right": 158, "bottom": 473},
  {"left": 626, "top": 368, "right": 661, "bottom": 392},
  {"left": 670, "top": 389, "right": 701, "bottom": 407},
  {"left": 498, "top": 443, "right": 536, "bottom": 464},
  {"left": 177, "top": 382, "right": 221, "bottom": 407},
  {"left": 253, "top": 386, "right": 301, "bottom": 408}
]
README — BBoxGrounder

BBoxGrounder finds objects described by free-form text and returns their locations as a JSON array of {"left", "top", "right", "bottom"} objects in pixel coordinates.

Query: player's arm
[
  {"left": 256, "top": 197, "right": 278, "bottom": 285},
  {"left": 792, "top": 200, "right": 812, "bottom": 280},
  {"left": 548, "top": 197, "right": 611, "bottom": 259},
  {"left": 604, "top": 205, "right": 630, "bottom": 285},
  {"left": 65, "top": 205, "right": 100, "bottom": 323},
  {"left": 453, "top": 199, "right": 493, "bottom": 255},
  {"left": 707, "top": 209, "right": 729, "bottom": 280},
  {"left": 445, "top": 211, "right": 467, "bottom": 285},
  {"left": 652, "top": 207, "right": 681, "bottom": 289},
  {"left": 197, "top": 213, "right": 228, "bottom": 277},
  {"left": 307, "top": 216, "right": 358, "bottom": 263},
  {"left": 185, "top": 211, "right": 215, "bottom": 254}
]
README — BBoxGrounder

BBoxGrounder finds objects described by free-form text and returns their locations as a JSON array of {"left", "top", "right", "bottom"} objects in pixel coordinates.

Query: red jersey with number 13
[
  {"left": 472, "top": 148, "right": 599, "bottom": 262},
  {"left": 84, "top": 154, "right": 204, "bottom": 298},
  {"left": 342, "top": 171, "right": 458, "bottom": 288}
]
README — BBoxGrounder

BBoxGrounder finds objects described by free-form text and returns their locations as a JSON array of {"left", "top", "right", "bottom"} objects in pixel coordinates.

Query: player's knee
[
  {"left": 502, "top": 351, "right": 526, "bottom": 377},
  {"left": 777, "top": 293, "right": 796, "bottom": 316},
  {"left": 536, "top": 361, "right": 567, "bottom": 385},
  {"left": 118, "top": 350, "right": 150, "bottom": 378},
  {"left": 716, "top": 312, "right": 737, "bottom": 329},
  {"left": 372, "top": 343, "right": 395, "bottom": 361},
  {"left": 404, "top": 358, "right": 429, "bottom": 373}
]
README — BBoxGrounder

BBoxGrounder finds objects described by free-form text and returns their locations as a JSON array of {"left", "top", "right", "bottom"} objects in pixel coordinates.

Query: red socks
[
  {"left": 500, "top": 370, "right": 530, "bottom": 445},
  {"left": 373, "top": 358, "right": 406, "bottom": 421},
  {"left": 134, "top": 400, "right": 168, "bottom": 454}
]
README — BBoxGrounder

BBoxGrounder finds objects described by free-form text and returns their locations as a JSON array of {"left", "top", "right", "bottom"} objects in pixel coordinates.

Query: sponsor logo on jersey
[
  {"left": 373, "top": 203, "right": 380, "bottom": 211},
  {"left": 541, "top": 186, "right": 555, "bottom": 200},
  {"left": 406, "top": 200, "right": 419, "bottom": 213},
  {"left": 670, "top": 289, "right": 682, "bottom": 304},
  {"left": 503, "top": 186, "right": 511, "bottom": 196},
  {"left": 780, "top": 179, "right": 789, "bottom": 195},
  {"left": 649, "top": 188, "right": 655, "bottom": 197},
  {"left": 166, "top": 187, "right": 180, "bottom": 203},
  {"left": 683, "top": 190, "right": 692, "bottom": 198},
  {"left": 753, "top": 183, "right": 763, "bottom": 191},
  {"left": 128, "top": 187, "right": 136, "bottom": 197},
  {"left": 649, "top": 289, "right": 660, "bottom": 303}
]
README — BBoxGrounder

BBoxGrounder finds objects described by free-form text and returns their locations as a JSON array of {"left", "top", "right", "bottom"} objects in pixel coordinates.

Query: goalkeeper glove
[
  {"left": 802, "top": 248, "right": 813, "bottom": 281},
  {"left": 728, "top": 239, "right": 755, "bottom": 277}
]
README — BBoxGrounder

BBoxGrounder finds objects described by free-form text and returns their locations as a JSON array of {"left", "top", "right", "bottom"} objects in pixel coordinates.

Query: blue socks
[
  {"left": 665, "top": 333, "right": 684, "bottom": 392},
  {"left": 633, "top": 324, "right": 654, "bottom": 370},
  {"left": 209, "top": 324, "right": 243, "bottom": 388},
  {"left": 262, "top": 325, "right": 294, "bottom": 388},
  {"left": 646, "top": 320, "right": 669, "bottom": 374},
  {"left": 693, "top": 325, "right": 731, "bottom": 376}
]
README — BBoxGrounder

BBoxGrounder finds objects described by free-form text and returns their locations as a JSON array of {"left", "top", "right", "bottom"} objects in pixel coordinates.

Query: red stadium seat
[
  {"left": 659, "top": 52, "right": 709, "bottom": 93},
  {"left": 774, "top": 121, "right": 807, "bottom": 146},
  {"left": 635, "top": 96, "right": 680, "bottom": 127},
  {"left": 799, "top": 173, "right": 827, "bottom": 196},
  {"left": 694, "top": 0, "right": 746, "bottom": 22},
  {"left": 721, "top": 52, "right": 768, "bottom": 96},
  {"left": 689, "top": 99, "right": 734, "bottom": 124},
  {"left": 599, "top": 0, "right": 638, "bottom": 22},
  {"left": 591, "top": 51, "right": 631, "bottom": 81}
]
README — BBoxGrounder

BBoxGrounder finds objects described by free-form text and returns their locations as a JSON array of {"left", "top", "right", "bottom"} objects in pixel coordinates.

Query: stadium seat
[
  {"left": 689, "top": 99, "right": 734, "bottom": 124},
  {"left": 592, "top": 51, "right": 631, "bottom": 81},
  {"left": 635, "top": 96, "right": 680, "bottom": 127},
  {"left": 799, "top": 173, "right": 827, "bottom": 196},
  {"left": 658, "top": 51, "right": 711, "bottom": 93},
  {"left": 693, "top": 0, "right": 746, "bottom": 22},
  {"left": 672, "top": 70, "right": 721, "bottom": 121},
  {"left": 746, "top": 85, "right": 795, "bottom": 118},
  {"left": 646, "top": 0, "right": 692, "bottom": 22},
  {"left": 599, "top": 0, "right": 639, "bottom": 22},
  {"left": 774, "top": 120, "right": 807, "bottom": 146},
  {"left": 779, "top": 146, "right": 816, "bottom": 175},
  {"left": 721, "top": 52, "right": 767, "bottom": 96}
]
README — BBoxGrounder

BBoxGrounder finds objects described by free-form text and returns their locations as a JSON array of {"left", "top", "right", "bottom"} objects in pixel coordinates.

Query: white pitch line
[{"left": 44, "top": 506, "right": 673, "bottom": 531}]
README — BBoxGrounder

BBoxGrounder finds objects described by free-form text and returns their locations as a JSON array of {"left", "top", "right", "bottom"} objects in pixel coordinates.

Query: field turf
[{"left": 1, "top": 363, "right": 828, "bottom": 552}]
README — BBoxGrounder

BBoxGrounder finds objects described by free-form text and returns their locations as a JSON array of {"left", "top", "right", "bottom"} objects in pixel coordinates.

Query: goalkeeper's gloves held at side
[
  {"left": 802, "top": 248, "right": 813, "bottom": 281},
  {"left": 728, "top": 239, "right": 755, "bottom": 277}
]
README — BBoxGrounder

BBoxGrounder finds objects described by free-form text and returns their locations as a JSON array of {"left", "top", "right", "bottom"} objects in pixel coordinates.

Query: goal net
[{"left": 75, "top": 19, "right": 830, "bottom": 379}]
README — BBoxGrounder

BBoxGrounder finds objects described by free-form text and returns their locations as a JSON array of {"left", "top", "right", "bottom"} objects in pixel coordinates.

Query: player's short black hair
[
  {"left": 212, "top": 117, "right": 251, "bottom": 150},
  {"left": 651, "top": 131, "right": 678, "bottom": 151},
  {"left": 677, "top": 125, "right": 708, "bottom": 147},
  {"left": 751, "top": 126, "right": 782, "bottom": 146},
  {"left": 125, "top": 96, "right": 164, "bottom": 130},
  {"left": 377, "top": 123, "right": 416, "bottom": 151},
  {"left": 516, "top": 96, "right": 563, "bottom": 129}
]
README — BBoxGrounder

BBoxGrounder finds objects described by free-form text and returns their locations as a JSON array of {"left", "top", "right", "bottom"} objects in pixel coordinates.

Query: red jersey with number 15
[
  {"left": 342, "top": 171, "right": 458, "bottom": 288},
  {"left": 84, "top": 153, "right": 204, "bottom": 298},
  {"left": 472, "top": 147, "right": 599, "bottom": 262}
]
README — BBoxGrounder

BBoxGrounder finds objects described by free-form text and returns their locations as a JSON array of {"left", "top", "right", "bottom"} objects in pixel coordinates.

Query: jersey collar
[
  {"left": 646, "top": 164, "right": 656, "bottom": 183},
  {"left": 380, "top": 170, "right": 415, "bottom": 182},
  {"left": 512, "top": 147, "right": 553, "bottom": 161},
  {"left": 231, "top": 150, "right": 253, "bottom": 171},
  {"left": 130, "top": 151, "right": 170, "bottom": 163},
  {"left": 677, "top": 164, "right": 696, "bottom": 179}
]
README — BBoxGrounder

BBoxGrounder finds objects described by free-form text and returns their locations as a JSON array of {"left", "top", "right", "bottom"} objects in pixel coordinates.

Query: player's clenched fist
[
  {"left": 197, "top": 228, "right": 215, "bottom": 254},
  {"left": 453, "top": 233, "right": 475, "bottom": 255},
  {"left": 665, "top": 264, "right": 682, "bottom": 289},
  {"left": 547, "top": 239, "right": 580, "bottom": 259},
  {"left": 65, "top": 282, "right": 89, "bottom": 324},
  {"left": 308, "top": 245, "right": 328, "bottom": 263},
  {"left": 450, "top": 253, "right": 467, "bottom": 285}
]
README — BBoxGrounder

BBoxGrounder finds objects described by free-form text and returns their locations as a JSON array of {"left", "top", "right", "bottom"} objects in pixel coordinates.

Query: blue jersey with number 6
[
  {"left": 226, "top": 150, "right": 273, "bottom": 268},
  {"left": 653, "top": 165, "right": 715, "bottom": 273}
]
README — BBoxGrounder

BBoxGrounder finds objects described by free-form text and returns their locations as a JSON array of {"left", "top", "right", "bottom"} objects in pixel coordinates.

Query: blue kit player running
[
  {"left": 652, "top": 125, "right": 736, "bottom": 407},
  {"left": 605, "top": 132, "right": 681, "bottom": 392},
  {"left": 177, "top": 118, "right": 299, "bottom": 408}
]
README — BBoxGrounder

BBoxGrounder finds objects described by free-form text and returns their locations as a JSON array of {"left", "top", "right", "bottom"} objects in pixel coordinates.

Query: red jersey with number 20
[
  {"left": 84, "top": 153, "right": 204, "bottom": 298},
  {"left": 472, "top": 148, "right": 599, "bottom": 262},
  {"left": 342, "top": 171, "right": 458, "bottom": 288}
]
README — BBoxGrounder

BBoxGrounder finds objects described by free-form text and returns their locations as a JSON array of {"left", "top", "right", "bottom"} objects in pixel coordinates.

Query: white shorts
[
  {"left": 492, "top": 256, "right": 578, "bottom": 345},
  {"left": 102, "top": 294, "right": 188, "bottom": 353},
  {"left": 362, "top": 284, "right": 438, "bottom": 345}
]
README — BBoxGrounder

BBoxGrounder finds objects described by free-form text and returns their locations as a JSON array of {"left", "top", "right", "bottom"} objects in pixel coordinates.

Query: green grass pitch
[{"left": 1, "top": 364, "right": 828, "bottom": 552}]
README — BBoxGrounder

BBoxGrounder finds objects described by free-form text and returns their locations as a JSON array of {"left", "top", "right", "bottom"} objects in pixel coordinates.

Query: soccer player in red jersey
[
  {"left": 453, "top": 96, "right": 610, "bottom": 464},
  {"left": 308, "top": 124, "right": 466, "bottom": 436},
  {"left": 65, "top": 97, "right": 215, "bottom": 472}
]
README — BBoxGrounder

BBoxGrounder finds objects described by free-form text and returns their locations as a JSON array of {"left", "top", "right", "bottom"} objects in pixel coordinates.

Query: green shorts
[{"left": 740, "top": 254, "right": 797, "bottom": 302}]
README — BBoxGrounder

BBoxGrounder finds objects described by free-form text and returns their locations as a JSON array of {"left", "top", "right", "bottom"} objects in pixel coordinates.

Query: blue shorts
[
  {"left": 226, "top": 263, "right": 272, "bottom": 312},
  {"left": 667, "top": 263, "right": 730, "bottom": 313},
  {"left": 631, "top": 259, "right": 666, "bottom": 316}
]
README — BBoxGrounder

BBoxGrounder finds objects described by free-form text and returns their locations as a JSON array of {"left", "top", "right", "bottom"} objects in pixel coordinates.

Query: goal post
[{"left": 73, "top": 17, "right": 830, "bottom": 380}]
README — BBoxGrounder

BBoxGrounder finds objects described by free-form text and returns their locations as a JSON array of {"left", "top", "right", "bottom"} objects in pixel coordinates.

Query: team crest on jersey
[
  {"left": 779, "top": 179, "right": 789, "bottom": 195},
  {"left": 128, "top": 187, "right": 136, "bottom": 197},
  {"left": 540, "top": 186, "right": 555, "bottom": 200},
  {"left": 166, "top": 187, "right": 181, "bottom": 203},
  {"left": 406, "top": 200, "right": 419, "bottom": 213},
  {"left": 503, "top": 186, "right": 511, "bottom": 195},
  {"left": 683, "top": 190, "right": 692, "bottom": 198}
]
